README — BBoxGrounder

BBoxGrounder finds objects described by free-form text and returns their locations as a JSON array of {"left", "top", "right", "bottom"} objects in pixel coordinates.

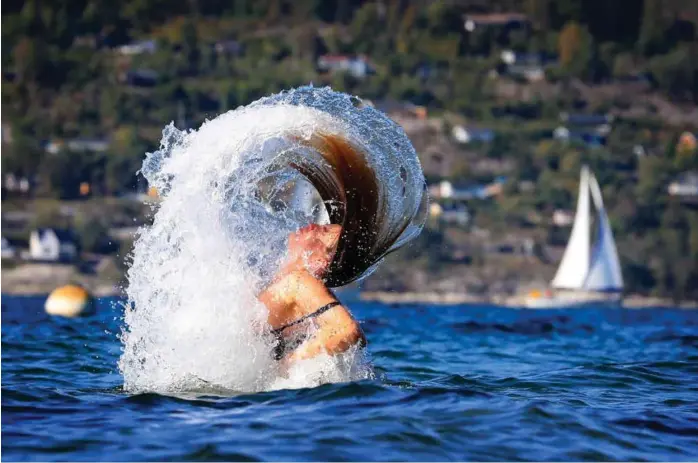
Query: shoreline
[
  {"left": 360, "top": 291, "right": 698, "bottom": 309},
  {"left": 3, "top": 264, "right": 696, "bottom": 309}
]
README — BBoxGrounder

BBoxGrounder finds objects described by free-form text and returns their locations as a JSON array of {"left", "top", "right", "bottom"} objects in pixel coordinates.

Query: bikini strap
[{"left": 271, "top": 301, "right": 341, "bottom": 335}]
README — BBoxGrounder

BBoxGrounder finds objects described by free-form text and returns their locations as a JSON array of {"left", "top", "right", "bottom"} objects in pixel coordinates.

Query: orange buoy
[{"left": 45, "top": 284, "right": 95, "bottom": 317}]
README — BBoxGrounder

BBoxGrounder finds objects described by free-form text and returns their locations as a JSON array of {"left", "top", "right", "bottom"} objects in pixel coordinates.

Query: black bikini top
[{"left": 271, "top": 301, "right": 342, "bottom": 336}]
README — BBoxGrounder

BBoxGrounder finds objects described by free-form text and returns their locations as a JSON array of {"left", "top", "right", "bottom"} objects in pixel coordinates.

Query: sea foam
[{"left": 119, "top": 87, "right": 426, "bottom": 393}]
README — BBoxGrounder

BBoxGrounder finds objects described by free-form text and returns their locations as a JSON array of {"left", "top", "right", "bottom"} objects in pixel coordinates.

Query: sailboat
[{"left": 524, "top": 166, "right": 624, "bottom": 308}]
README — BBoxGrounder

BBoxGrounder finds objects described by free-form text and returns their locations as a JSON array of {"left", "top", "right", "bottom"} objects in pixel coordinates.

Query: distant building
[
  {"left": 429, "top": 180, "right": 455, "bottom": 199},
  {"left": 1, "top": 236, "right": 17, "bottom": 259},
  {"left": 553, "top": 127, "right": 606, "bottom": 147},
  {"left": 121, "top": 69, "right": 159, "bottom": 87},
  {"left": 554, "top": 113, "right": 612, "bottom": 147},
  {"left": 46, "top": 138, "right": 110, "bottom": 155},
  {"left": 29, "top": 228, "right": 78, "bottom": 262},
  {"left": 552, "top": 209, "right": 574, "bottom": 227},
  {"left": 429, "top": 202, "right": 470, "bottom": 226},
  {"left": 668, "top": 171, "right": 698, "bottom": 198},
  {"left": 429, "top": 177, "right": 507, "bottom": 201},
  {"left": 451, "top": 125, "right": 495, "bottom": 144},
  {"left": 560, "top": 113, "right": 613, "bottom": 131},
  {"left": 317, "top": 55, "right": 374, "bottom": 78},
  {"left": 463, "top": 13, "right": 530, "bottom": 32},
  {"left": 3, "top": 174, "right": 30, "bottom": 193},
  {"left": 494, "top": 50, "right": 557, "bottom": 82},
  {"left": 501, "top": 49, "right": 557, "bottom": 65},
  {"left": 116, "top": 40, "right": 157, "bottom": 56},
  {"left": 505, "top": 64, "right": 545, "bottom": 82},
  {"left": 214, "top": 40, "right": 244, "bottom": 56}
]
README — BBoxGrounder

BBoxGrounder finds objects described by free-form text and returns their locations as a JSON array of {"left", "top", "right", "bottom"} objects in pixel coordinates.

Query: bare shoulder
[{"left": 318, "top": 302, "right": 367, "bottom": 347}]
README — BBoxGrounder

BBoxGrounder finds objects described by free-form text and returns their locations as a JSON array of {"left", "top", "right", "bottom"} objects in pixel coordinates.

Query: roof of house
[
  {"left": 463, "top": 13, "right": 529, "bottom": 25},
  {"left": 560, "top": 113, "right": 612, "bottom": 126},
  {"left": 34, "top": 228, "right": 78, "bottom": 243},
  {"left": 45, "top": 138, "right": 110, "bottom": 154},
  {"left": 128, "top": 69, "right": 159, "bottom": 79}
]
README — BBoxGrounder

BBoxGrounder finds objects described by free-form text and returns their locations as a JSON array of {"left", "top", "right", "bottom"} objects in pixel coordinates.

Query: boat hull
[{"left": 523, "top": 291, "right": 623, "bottom": 309}]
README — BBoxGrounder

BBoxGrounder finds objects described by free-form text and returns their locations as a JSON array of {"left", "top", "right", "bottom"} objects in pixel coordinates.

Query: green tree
[
  {"left": 181, "top": 17, "right": 200, "bottom": 75},
  {"left": 648, "top": 45, "right": 698, "bottom": 103},
  {"left": 1, "top": 129, "right": 44, "bottom": 177},
  {"left": 350, "top": 2, "right": 384, "bottom": 55},
  {"left": 558, "top": 21, "right": 594, "bottom": 78},
  {"left": 638, "top": 0, "right": 668, "bottom": 56},
  {"left": 13, "top": 36, "right": 49, "bottom": 83}
]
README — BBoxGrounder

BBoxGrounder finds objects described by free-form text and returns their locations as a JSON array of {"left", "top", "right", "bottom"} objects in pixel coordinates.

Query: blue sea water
[{"left": 2, "top": 295, "right": 698, "bottom": 462}]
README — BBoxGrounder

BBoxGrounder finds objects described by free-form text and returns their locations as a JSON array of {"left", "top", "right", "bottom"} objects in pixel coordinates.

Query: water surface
[{"left": 2, "top": 296, "right": 697, "bottom": 461}]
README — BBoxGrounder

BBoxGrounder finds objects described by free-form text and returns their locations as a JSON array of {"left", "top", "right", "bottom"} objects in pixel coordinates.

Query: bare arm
[{"left": 285, "top": 272, "right": 366, "bottom": 361}]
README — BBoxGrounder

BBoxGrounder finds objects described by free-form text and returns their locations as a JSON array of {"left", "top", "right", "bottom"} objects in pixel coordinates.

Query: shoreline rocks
[{"left": 3, "top": 262, "right": 697, "bottom": 309}]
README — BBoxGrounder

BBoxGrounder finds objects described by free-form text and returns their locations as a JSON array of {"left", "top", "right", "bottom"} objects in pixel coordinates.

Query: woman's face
[{"left": 288, "top": 224, "right": 342, "bottom": 278}]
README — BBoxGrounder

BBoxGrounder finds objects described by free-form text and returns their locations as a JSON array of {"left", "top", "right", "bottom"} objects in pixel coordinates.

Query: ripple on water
[{"left": 3, "top": 299, "right": 698, "bottom": 461}]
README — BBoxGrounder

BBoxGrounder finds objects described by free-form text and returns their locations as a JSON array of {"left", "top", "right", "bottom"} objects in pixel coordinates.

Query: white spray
[{"left": 119, "top": 87, "right": 426, "bottom": 393}]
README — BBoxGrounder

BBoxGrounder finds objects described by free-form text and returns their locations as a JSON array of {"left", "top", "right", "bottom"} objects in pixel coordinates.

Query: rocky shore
[
  {"left": 360, "top": 290, "right": 698, "bottom": 309},
  {"left": 1, "top": 262, "right": 125, "bottom": 298},
  {"left": 3, "top": 262, "right": 696, "bottom": 309}
]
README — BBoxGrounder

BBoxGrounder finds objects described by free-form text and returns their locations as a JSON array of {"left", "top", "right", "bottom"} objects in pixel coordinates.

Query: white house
[
  {"left": 46, "top": 138, "right": 110, "bottom": 155},
  {"left": 116, "top": 39, "right": 157, "bottom": 56},
  {"left": 317, "top": 55, "right": 374, "bottom": 79},
  {"left": 29, "top": 228, "right": 78, "bottom": 262},
  {"left": 451, "top": 125, "right": 495, "bottom": 144},
  {"left": 552, "top": 209, "right": 574, "bottom": 227},
  {"left": 428, "top": 202, "right": 470, "bottom": 226},
  {"left": 1, "top": 236, "right": 16, "bottom": 259},
  {"left": 668, "top": 171, "right": 698, "bottom": 197},
  {"left": 440, "top": 204, "right": 471, "bottom": 226}
]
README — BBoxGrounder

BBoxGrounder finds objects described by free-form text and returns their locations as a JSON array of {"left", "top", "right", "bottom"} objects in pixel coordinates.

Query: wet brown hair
[{"left": 292, "top": 133, "right": 411, "bottom": 287}]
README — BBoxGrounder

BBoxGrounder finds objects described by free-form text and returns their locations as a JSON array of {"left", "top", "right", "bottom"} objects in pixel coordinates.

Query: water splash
[{"left": 119, "top": 87, "right": 427, "bottom": 393}]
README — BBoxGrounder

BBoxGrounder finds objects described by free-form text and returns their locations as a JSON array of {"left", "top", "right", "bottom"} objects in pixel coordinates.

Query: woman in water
[{"left": 258, "top": 224, "right": 366, "bottom": 365}]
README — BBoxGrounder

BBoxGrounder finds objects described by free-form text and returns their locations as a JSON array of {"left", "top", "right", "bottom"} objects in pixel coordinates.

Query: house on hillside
[
  {"left": 429, "top": 203, "right": 470, "bottom": 226},
  {"left": 429, "top": 177, "right": 507, "bottom": 201},
  {"left": 492, "top": 49, "right": 558, "bottom": 82},
  {"left": 451, "top": 125, "right": 495, "bottom": 144},
  {"left": 668, "top": 171, "right": 698, "bottom": 199},
  {"left": 214, "top": 40, "right": 244, "bottom": 56},
  {"left": 45, "top": 138, "right": 110, "bottom": 155},
  {"left": 2, "top": 236, "right": 17, "bottom": 259},
  {"left": 553, "top": 127, "right": 606, "bottom": 147},
  {"left": 3, "top": 174, "right": 31, "bottom": 193},
  {"left": 29, "top": 228, "right": 79, "bottom": 262},
  {"left": 500, "top": 50, "right": 557, "bottom": 67},
  {"left": 553, "top": 112, "right": 613, "bottom": 147},
  {"left": 116, "top": 40, "right": 157, "bottom": 56},
  {"left": 560, "top": 113, "right": 613, "bottom": 133},
  {"left": 121, "top": 69, "right": 159, "bottom": 87},
  {"left": 317, "top": 55, "right": 374, "bottom": 79},
  {"left": 552, "top": 209, "right": 574, "bottom": 227},
  {"left": 463, "top": 13, "right": 530, "bottom": 33}
]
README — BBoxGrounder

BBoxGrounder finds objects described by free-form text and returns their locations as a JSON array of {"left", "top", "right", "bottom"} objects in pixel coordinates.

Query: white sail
[
  {"left": 583, "top": 173, "right": 624, "bottom": 291},
  {"left": 552, "top": 166, "right": 591, "bottom": 289}
]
